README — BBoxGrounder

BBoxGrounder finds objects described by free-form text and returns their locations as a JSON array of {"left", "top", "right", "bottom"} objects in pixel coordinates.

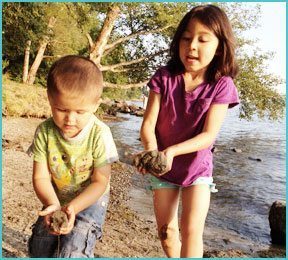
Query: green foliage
[
  {"left": 3, "top": 3, "right": 47, "bottom": 77},
  {"left": 44, "top": 3, "right": 100, "bottom": 56},
  {"left": 3, "top": 3, "right": 47, "bottom": 56},
  {"left": 2, "top": 59, "right": 9, "bottom": 73},
  {"left": 102, "top": 87, "right": 142, "bottom": 100},
  {"left": 2, "top": 2, "right": 286, "bottom": 120},
  {"left": 236, "top": 52, "right": 285, "bottom": 121}
]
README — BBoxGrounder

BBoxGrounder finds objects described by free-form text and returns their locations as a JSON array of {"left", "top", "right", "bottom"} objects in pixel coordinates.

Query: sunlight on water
[{"left": 108, "top": 104, "right": 286, "bottom": 245}]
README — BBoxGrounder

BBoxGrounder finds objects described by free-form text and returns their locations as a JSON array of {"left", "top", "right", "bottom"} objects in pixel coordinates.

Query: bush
[{"left": 102, "top": 87, "right": 142, "bottom": 101}]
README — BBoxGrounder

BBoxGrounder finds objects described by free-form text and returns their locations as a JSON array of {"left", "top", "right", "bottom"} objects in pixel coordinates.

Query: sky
[{"left": 243, "top": 2, "right": 286, "bottom": 93}]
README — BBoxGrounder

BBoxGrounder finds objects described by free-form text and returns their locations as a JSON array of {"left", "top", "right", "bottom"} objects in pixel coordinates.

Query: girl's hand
[
  {"left": 134, "top": 151, "right": 150, "bottom": 175},
  {"left": 162, "top": 147, "right": 175, "bottom": 173},
  {"left": 58, "top": 204, "right": 76, "bottom": 235},
  {"left": 38, "top": 204, "right": 61, "bottom": 233}
]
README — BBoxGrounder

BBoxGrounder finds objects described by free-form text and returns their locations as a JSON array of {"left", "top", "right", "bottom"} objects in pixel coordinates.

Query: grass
[
  {"left": 3, "top": 76, "right": 51, "bottom": 118},
  {"left": 2, "top": 75, "right": 142, "bottom": 118}
]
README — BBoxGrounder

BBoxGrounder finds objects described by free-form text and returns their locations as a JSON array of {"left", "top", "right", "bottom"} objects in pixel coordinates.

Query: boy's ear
[{"left": 93, "top": 98, "right": 102, "bottom": 112}]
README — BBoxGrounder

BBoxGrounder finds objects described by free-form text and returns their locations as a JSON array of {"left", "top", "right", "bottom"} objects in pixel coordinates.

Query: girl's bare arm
[
  {"left": 140, "top": 91, "right": 161, "bottom": 151},
  {"left": 165, "top": 103, "right": 229, "bottom": 157}
]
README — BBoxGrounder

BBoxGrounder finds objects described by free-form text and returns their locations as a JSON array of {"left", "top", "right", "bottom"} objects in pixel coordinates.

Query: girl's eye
[
  {"left": 199, "top": 37, "right": 209, "bottom": 42},
  {"left": 181, "top": 36, "right": 190, "bottom": 41}
]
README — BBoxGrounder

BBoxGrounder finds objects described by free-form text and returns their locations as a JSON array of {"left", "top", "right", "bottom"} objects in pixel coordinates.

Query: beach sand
[{"left": 2, "top": 117, "right": 285, "bottom": 258}]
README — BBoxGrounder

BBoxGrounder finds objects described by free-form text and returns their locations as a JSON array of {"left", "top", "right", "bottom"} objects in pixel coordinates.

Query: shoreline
[{"left": 2, "top": 117, "right": 285, "bottom": 258}]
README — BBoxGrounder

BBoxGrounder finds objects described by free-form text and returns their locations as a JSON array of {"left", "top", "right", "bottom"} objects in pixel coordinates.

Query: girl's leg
[
  {"left": 180, "top": 184, "right": 210, "bottom": 257},
  {"left": 153, "top": 188, "right": 181, "bottom": 257}
]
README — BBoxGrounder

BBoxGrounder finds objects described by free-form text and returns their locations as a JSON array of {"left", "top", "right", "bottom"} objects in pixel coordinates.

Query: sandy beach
[{"left": 2, "top": 117, "right": 285, "bottom": 258}]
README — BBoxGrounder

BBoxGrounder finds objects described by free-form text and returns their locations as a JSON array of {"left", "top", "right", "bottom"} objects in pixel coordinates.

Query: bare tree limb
[
  {"left": 86, "top": 33, "right": 94, "bottom": 49},
  {"left": 107, "top": 68, "right": 131, "bottom": 73},
  {"left": 103, "top": 24, "right": 172, "bottom": 56},
  {"left": 43, "top": 55, "right": 62, "bottom": 59},
  {"left": 101, "top": 49, "right": 168, "bottom": 72},
  {"left": 26, "top": 17, "right": 57, "bottom": 85},
  {"left": 22, "top": 40, "right": 31, "bottom": 83},
  {"left": 89, "top": 5, "right": 120, "bottom": 65}
]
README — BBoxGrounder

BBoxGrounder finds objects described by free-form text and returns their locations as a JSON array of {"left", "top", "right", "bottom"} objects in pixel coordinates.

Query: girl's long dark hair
[{"left": 167, "top": 5, "right": 239, "bottom": 82}]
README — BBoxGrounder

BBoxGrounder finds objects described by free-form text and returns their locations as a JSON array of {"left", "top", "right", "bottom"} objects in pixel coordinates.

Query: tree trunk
[
  {"left": 26, "top": 38, "right": 49, "bottom": 85},
  {"left": 89, "top": 5, "right": 120, "bottom": 66},
  {"left": 22, "top": 40, "right": 31, "bottom": 83},
  {"left": 26, "top": 17, "right": 56, "bottom": 85}
]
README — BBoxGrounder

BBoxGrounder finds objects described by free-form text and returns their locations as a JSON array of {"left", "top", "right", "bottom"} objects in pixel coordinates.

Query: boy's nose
[{"left": 65, "top": 112, "right": 76, "bottom": 123}]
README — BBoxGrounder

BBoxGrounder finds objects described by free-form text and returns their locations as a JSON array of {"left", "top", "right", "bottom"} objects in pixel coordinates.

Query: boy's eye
[
  {"left": 56, "top": 108, "right": 66, "bottom": 112},
  {"left": 77, "top": 111, "right": 86, "bottom": 114}
]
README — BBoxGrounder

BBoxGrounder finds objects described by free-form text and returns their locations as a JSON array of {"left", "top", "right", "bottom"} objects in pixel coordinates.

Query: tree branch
[
  {"left": 89, "top": 5, "right": 120, "bottom": 64},
  {"left": 86, "top": 33, "right": 94, "bottom": 48},
  {"left": 103, "top": 24, "right": 172, "bottom": 56},
  {"left": 101, "top": 49, "right": 168, "bottom": 72}
]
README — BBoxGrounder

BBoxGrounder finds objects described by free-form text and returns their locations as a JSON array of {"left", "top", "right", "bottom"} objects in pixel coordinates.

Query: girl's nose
[{"left": 189, "top": 39, "right": 197, "bottom": 50}]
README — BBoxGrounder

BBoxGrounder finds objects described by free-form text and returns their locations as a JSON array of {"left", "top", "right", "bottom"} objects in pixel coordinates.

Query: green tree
[
  {"left": 2, "top": 2, "right": 285, "bottom": 120},
  {"left": 3, "top": 2, "right": 47, "bottom": 79}
]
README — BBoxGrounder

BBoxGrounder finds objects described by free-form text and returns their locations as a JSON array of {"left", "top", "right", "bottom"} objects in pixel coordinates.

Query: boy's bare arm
[
  {"left": 67, "top": 164, "right": 111, "bottom": 215},
  {"left": 33, "top": 161, "right": 60, "bottom": 207}
]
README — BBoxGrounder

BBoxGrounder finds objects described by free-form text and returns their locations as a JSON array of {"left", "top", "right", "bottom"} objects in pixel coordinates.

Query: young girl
[{"left": 138, "top": 5, "right": 239, "bottom": 258}]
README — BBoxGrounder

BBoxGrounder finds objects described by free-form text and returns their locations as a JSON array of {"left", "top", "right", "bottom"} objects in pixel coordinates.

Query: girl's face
[
  {"left": 179, "top": 18, "right": 219, "bottom": 77},
  {"left": 48, "top": 92, "right": 99, "bottom": 138}
]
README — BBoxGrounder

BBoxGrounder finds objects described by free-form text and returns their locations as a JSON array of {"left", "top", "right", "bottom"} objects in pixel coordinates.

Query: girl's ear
[
  {"left": 215, "top": 48, "right": 221, "bottom": 56},
  {"left": 47, "top": 91, "right": 53, "bottom": 105},
  {"left": 215, "top": 44, "right": 222, "bottom": 56}
]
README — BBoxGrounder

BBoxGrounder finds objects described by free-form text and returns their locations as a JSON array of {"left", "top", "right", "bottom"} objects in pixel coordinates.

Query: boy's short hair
[{"left": 47, "top": 55, "right": 103, "bottom": 101}]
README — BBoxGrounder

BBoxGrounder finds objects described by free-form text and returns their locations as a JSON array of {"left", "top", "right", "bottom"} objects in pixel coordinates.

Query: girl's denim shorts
[
  {"left": 149, "top": 175, "right": 218, "bottom": 192},
  {"left": 28, "top": 191, "right": 109, "bottom": 258}
]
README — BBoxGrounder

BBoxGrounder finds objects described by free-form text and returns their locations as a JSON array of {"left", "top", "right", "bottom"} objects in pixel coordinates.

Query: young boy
[{"left": 27, "top": 55, "right": 118, "bottom": 257}]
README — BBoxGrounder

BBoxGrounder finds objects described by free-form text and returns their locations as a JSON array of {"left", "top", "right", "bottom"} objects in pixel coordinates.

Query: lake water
[{"left": 107, "top": 102, "right": 286, "bottom": 247}]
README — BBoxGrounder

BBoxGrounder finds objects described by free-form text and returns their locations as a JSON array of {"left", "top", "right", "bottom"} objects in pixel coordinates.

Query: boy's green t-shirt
[{"left": 28, "top": 116, "right": 118, "bottom": 204}]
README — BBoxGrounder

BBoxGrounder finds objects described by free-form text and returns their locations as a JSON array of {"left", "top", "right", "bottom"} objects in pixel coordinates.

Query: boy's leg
[
  {"left": 57, "top": 192, "right": 109, "bottom": 258},
  {"left": 180, "top": 184, "right": 210, "bottom": 257},
  {"left": 153, "top": 188, "right": 181, "bottom": 257},
  {"left": 28, "top": 216, "right": 58, "bottom": 257}
]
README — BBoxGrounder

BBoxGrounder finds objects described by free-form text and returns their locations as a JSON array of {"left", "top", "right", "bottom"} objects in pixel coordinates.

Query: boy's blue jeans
[{"left": 28, "top": 192, "right": 109, "bottom": 258}]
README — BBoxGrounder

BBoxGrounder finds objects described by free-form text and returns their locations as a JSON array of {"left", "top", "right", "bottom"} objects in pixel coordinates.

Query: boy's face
[{"left": 48, "top": 92, "right": 100, "bottom": 138}]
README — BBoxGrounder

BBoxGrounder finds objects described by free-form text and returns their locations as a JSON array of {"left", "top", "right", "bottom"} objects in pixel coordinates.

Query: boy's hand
[
  {"left": 58, "top": 204, "right": 76, "bottom": 235},
  {"left": 38, "top": 204, "right": 61, "bottom": 234}
]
